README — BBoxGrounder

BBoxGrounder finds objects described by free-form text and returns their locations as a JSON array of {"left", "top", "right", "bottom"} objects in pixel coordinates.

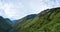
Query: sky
[{"left": 0, "top": 0, "right": 60, "bottom": 20}]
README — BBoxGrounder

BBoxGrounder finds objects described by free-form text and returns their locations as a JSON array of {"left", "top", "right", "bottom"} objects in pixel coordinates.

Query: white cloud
[
  {"left": 4, "top": 3, "right": 24, "bottom": 20},
  {"left": 0, "top": 1, "right": 24, "bottom": 20},
  {"left": 0, "top": 0, "right": 60, "bottom": 20}
]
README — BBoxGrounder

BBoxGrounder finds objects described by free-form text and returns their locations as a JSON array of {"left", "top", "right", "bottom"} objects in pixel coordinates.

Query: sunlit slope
[{"left": 11, "top": 7, "right": 60, "bottom": 32}]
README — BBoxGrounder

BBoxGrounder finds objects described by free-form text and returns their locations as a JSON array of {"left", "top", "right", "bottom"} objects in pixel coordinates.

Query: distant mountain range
[{"left": 0, "top": 7, "right": 60, "bottom": 32}]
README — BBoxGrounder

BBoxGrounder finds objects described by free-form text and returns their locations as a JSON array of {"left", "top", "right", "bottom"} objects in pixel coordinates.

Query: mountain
[
  {"left": 5, "top": 18, "right": 13, "bottom": 25},
  {"left": 0, "top": 16, "right": 13, "bottom": 32},
  {"left": 10, "top": 7, "right": 60, "bottom": 32}
]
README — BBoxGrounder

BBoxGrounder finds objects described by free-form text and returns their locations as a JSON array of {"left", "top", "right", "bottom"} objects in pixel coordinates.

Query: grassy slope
[{"left": 11, "top": 7, "right": 60, "bottom": 32}]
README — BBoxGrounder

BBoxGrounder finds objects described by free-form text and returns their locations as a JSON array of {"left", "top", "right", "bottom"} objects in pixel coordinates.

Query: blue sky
[{"left": 0, "top": 0, "right": 60, "bottom": 20}]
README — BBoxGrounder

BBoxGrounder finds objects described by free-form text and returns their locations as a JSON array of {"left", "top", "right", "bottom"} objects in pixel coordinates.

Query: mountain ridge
[
  {"left": 10, "top": 7, "right": 60, "bottom": 32},
  {"left": 0, "top": 16, "right": 13, "bottom": 32}
]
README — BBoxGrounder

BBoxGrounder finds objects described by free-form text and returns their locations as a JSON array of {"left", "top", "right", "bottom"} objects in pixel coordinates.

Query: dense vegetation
[
  {"left": 0, "top": 16, "right": 13, "bottom": 32},
  {"left": 10, "top": 7, "right": 60, "bottom": 32}
]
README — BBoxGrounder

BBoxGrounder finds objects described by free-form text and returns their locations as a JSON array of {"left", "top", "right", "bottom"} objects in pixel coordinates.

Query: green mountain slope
[
  {"left": 0, "top": 16, "right": 12, "bottom": 32},
  {"left": 11, "top": 7, "right": 60, "bottom": 32}
]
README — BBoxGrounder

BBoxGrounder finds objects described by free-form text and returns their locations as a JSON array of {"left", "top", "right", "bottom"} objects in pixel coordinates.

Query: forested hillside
[
  {"left": 10, "top": 7, "right": 60, "bottom": 32},
  {"left": 0, "top": 16, "right": 13, "bottom": 32}
]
